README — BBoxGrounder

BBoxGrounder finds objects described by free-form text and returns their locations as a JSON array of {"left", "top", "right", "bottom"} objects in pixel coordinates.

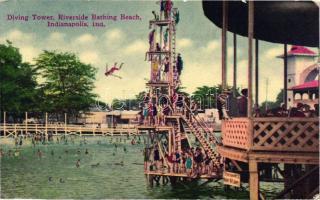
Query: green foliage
[
  {"left": 35, "top": 50, "right": 97, "bottom": 115},
  {"left": 260, "top": 89, "right": 284, "bottom": 111},
  {"left": 191, "top": 85, "right": 236, "bottom": 109},
  {"left": 0, "top": 41, "right": 38, "bottom": 114}
]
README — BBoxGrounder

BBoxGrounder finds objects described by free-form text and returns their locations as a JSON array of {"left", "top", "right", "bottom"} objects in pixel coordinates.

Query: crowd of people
[
  {"left": 147, "top": 0, "right": 183, "bottom": 84},
  {"left": 138, "top": 93, "right": 200, "bottom": 126},
  {"left": 256, "top": 103, "right": 319, "bottom": 118},
  {"left": 144, "top": 145, "right": 221, "bottom": 177}
]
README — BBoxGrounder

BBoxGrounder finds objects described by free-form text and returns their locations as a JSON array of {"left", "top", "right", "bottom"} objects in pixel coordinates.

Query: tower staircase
[{"left": 181, "top": 103, "right": 221, "bottom": 168}]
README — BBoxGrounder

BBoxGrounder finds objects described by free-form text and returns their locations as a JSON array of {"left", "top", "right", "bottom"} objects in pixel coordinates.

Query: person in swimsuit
[
  {"left": 37, "top": 149, "right": 42, "bottom": 159},
  {"left": 153, "top": 147, "right": 160, "bottom": 171},
  {"left": 105, "top": 62, "right": 124, "bottom": 79},
  {"left": 143, "top": 104, "right": 149, "bottom": 125},
  {"left": 185, "top": 153, "right": 193, "bottom": 177},
  {"left": 157, "top": 104, "right": 163, "bottom": 125},
  {"left": 148, "top": 102, "right": 153, "bottom": 125},
  {"left": 174, "top": 150, "right": 181, "bottom": 173},
  {"left": 76, "top": 159, "right": 80, "bottom": 168}
]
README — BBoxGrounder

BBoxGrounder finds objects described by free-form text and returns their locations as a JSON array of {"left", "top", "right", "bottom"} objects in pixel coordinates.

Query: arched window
[
  {"left": 294, "top": 93, "right": 302, "bottom": 100},
  {"left": 302, "top": 93, "right": 309, "bottom": 100},
  {"left": 305, "top": 68, "right": 319, "bottom": 82}
]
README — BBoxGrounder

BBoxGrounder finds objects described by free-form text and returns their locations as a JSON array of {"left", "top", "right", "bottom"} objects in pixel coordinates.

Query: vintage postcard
[{"left": 0, "top": 0, "right": 319, "bottom": 199}]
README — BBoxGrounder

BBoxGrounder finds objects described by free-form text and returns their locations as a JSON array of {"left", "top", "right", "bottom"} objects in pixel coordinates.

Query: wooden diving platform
[
  {"left": 137, "top": 125, "right": 173, "bottom": 131},
  {"left": 145, "top": 171, "right": 221, "bottom": 179},
  {"left": 146, "top": 50, "right": 170, "bottom": 55},
  {"left": 149, "top": 19, "right": 172, "bottom": 26},
  {"left": 146, "top": 81, "right": 169, "bottom": 87}
]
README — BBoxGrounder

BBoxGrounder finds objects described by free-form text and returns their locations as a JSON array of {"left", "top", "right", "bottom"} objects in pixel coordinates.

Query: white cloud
[
  {"left": 74, "top": 33, "right": 97, "bottom": 44},
  {"left": 177, "top": 38, "right": 193, "bottom": 48},
  {"left": 105, "top": 28, "right": 125, "bottom": 42},
  {"left": 206, "top": 40, "right": 219, "bottom": 51},
  {"left": 47, "top": 32, "right": 65, "bottom": 42},
  {"left": 263, "top": 46, "right": 283, "bottom": 60},
  {"left": 0, "top": 29, "right": 34, "bottom": 45},
  {"left": 123, "top": 40, "right": 148, "bottom": 55},
  {"left": 79, "top": 51, "right": 99, "bottom": 65},
  {"left": 19, "top": 45, "right": 41, "bottom": 63}
]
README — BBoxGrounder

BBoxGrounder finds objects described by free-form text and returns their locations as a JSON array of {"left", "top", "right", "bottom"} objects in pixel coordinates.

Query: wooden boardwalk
[
  {"left": 0, "top": 123, "right": 138, "bottom": 137},
  {"left": 145, "top": 171, "right": 221, "bottom": 179}
]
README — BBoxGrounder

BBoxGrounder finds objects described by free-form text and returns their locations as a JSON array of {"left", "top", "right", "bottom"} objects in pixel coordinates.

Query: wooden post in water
[
  {"left": 64, "top": 113, "right": 67, "bottom": 135},
  {"left": 249, "top": 159, "right": 259, "bottom": 200},
  {"left": 3, "top": 111, "right": 6, "bottom": 137},
  {"left": 25, "top": 112, "right": 28, "bottom": 135},
  {"left": 233, "top": 33, "right": 237, "bottom": 96},
  {"left": 14, "top": 124, "right": 17, "bottom": 137},
  {"left": 168, "top": 129, "right": 172, "bottom": 155},
  {"left": 45, "top": 112, "right": 48, "bottom": 140},
  {"left": 221, "top": 1, "right": 228, "bottom": 89},
  {"left": 248, "top": 2, "right": 258, "bottom": 200}
]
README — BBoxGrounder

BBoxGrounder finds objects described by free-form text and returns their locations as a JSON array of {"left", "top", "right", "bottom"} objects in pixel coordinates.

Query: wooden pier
[
  {"left": 203, "top": 1, "right": 319, "bottom": 199},
  {"left": 0, "top": 123, "right": 138, "bottom": 138}
]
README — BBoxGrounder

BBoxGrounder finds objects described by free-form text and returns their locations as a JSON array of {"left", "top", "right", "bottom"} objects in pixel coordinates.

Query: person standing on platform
[
  {"left": 164, "top": 0, "right": 173, "bottom": 19},
  {"left": 151, "top": 59, "right": 159, "bottom": 82},
  {"left": 152, "top": 103, "right": 158, "bottom": 125},
  {"left": 153, "top": 146, "right": 160, "bottom": 171},
  {"left": 160, "top": 0, "right": 166, "bottom": 19},
  {"left": 163, "top": 28, "right": 169, "bottom": 50},
  {"left": 149, "top": 29, "right": 156, "bottom": 51},
  {"left": 176, "top": 53, "right": 183, "bottom": 75},
  {"left": 152, "top": 11, "right": 159, "bottom": 21},
  {"left": 237, "top": 89, "right": 248, "bottom": 117},
  {"left": 185, "top": 153, "right": 193, "bottom": 177},
  {"left": 156, "top": 43, "right": 161, "bottom": 51},
  {"left": 163, "top": 56, "right": 170, "bottom": 81},
  {"left": 173, "top": 8, "right": 180, "bottom": 25}
]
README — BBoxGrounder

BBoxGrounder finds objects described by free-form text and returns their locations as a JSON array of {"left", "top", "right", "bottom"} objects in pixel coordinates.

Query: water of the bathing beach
[{"left": 0, "top": 135, "right": 282, "bottom": 199}]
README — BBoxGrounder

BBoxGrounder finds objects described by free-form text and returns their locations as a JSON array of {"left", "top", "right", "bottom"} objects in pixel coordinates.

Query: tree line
[{"left": 0, "top": 41, "right": 98, "bottom": 122}]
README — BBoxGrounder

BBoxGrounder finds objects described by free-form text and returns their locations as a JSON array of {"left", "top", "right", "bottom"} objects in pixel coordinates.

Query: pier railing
[
  {"left": 0, "top": 123, "right": 138, "bottom": 137},
  {"left": 222, "top": 117, "right": 319, "bottom": 152}
]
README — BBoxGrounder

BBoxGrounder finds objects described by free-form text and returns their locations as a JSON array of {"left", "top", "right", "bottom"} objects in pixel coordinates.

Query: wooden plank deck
[
  {"left": 145, "top": 171, "right": 221, "bottom": 179},
  {"left": 217, "top": 145, "right": 319, "bottom": 165},
  {"left": 137, "top": 125, "right": 173, "bottom": 131}
]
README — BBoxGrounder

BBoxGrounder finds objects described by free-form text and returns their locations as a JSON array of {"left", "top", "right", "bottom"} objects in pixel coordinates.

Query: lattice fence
[
  {"left": 252, "top": 118, "right": 319, "bottom": 152},
  {"left": 222, "top": 118, "right": 251, "bottom": 150}
]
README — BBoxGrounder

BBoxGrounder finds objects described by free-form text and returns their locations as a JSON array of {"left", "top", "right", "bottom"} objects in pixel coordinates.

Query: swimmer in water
[
  {"left": 123, "top": 146, "right": 127, "bottom": 152},
  {"left": 37, "top": 149, "right": 42, "bottom": 159},
  {"left": 48, "top": 177, "right": 53, "bottom": 182},
  {"left": 51, "top": 150, "right": 54, "bottom": 156},
  {"left": 85, "top": 149, "right": 89, "bottom": 155},
  {"left": 112, "top": 152, "right": 116, "bottom": 156},
  {"left": 59, "top": 178, "right": 65, "bottom": 183},
  {"left": 77, "top": 149, "right": 81, "bottom": 154},
  {"left": 91, "top": 163, "right": 100, "bottom": 167},
  {"left": 76, "top": 159, "right": 80, "bottom": 168},
  {"left": 114, "top": 161, "right": 124, "bottom": 166},
  {"left": 14, "top": 149, "right": 20, "bottom": 157}
]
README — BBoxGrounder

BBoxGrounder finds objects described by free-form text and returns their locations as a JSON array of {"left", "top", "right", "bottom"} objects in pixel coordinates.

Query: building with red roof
[{"left": 279, "top": 45, "right": 318, "bottom": 108}]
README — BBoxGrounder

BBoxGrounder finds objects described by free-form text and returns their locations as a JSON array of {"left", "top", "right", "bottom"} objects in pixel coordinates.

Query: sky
[{"left": 0, "top": 0, "right": 317, "bottom": 104}]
